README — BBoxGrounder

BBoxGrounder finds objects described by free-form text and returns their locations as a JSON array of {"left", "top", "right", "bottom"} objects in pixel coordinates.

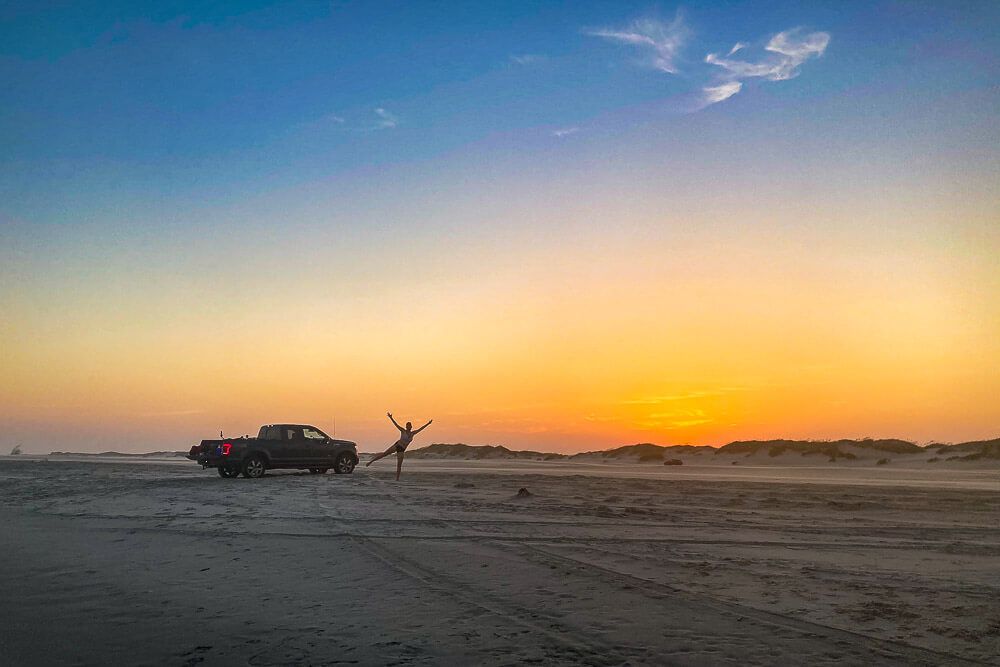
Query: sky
[{"left": 2, "top": 1, "right": 998, "bottom": 453}]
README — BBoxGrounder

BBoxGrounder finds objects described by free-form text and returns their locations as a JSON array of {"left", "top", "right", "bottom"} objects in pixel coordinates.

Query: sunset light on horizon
[{"left": 2, "top": 1, "right": 998, "bottom": 454}]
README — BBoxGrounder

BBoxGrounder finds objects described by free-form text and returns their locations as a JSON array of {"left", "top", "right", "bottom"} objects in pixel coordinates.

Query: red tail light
[{"left": 221, "top": 442, "right": 232, "bottom": 456}]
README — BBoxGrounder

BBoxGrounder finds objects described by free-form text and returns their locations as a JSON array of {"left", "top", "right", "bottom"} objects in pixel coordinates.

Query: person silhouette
[{"left": 365, "top": 412, "right": 433, "bottom": 480}]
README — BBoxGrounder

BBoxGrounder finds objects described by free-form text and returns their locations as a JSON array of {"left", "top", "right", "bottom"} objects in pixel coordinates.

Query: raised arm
[
  {"left": 414, "top": 419, "right": 433, "bottom": 434},
  {"left": 387, "top": 412, "right": 404, "bottom": 432}
]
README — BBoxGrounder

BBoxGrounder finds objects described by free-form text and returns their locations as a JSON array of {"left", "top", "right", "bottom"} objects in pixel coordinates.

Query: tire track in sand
[
  {"left": 335, "top": 476, "right": 924, "bottom": 665},
  {"left": 322, "top": 475, "right": 631, "bottom": 665},
  {"left": 348, "top": 534, "right": 631, "bottom": 666},
  {"left": 501, "top": 541, "right": 987, "bottom": 667}
]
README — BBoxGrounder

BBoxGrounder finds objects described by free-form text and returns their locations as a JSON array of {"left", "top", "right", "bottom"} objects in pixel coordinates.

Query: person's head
[{"left": 405, "top": 421, "right": 412, "bottom": 431}]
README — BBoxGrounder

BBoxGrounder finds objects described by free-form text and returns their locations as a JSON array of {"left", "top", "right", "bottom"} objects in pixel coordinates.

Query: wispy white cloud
[
  {"left": 695, "top": 29, "right": 829, "bottom": 108},
  {"left": 373, "top": 107, "right": 398, "bottom": 129},
  {"left": 552, "top": 126, "right": 580, "bottom": 138},
  {"left": 510, "top": 53, "right": 545, "bottom": 65},
  {"left": 582, "top": 15, "right": 828, "bottom": 114},
  {"left": 584, "top": 13, "right": 690, "bottom": 74},
  {"left": 293, "top": 109, "right": 391, "bottom": 136},
  {"left": 706, "top": 29, "right": 830, "bottom": 82},
  {"left": 701, "top": 81, "right": 742, "bottom": 105},
  {"left": 727, "top": 42, "right": 747, "bottom": 56}
]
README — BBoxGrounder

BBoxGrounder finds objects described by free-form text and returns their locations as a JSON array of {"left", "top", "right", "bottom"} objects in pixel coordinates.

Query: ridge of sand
[
  {"left": 38, "top": 438, "right": 1000, "bottom": 468},
  {"left": 406, "top": 438, "right": 1000, "bottom": 467}
]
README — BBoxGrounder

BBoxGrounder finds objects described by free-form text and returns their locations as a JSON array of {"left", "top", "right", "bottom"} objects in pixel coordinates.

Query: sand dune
[
  {"left": 41, "top": 438, "right": 1000, "bottom": 469},
  {"left": 407, "top": 438, "right": 1000, "bottom": 468}
]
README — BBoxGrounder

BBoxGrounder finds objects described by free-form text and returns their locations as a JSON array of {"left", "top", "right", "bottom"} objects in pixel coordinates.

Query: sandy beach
[{"left": 1, "top": 456, "right": 997, "bottom": 666}]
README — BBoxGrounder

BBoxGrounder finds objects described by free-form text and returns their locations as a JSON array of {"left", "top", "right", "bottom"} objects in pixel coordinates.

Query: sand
[{"left": 1, "top": 457, "right": 997, "bottom": 665}]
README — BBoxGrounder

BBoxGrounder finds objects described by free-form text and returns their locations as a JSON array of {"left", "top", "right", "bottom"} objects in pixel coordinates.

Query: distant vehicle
[{"left": 188, "top": 424, "right": 358, "bottom": 478}]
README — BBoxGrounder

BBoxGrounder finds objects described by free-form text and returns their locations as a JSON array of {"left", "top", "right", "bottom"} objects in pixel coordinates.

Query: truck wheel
[
  {"left": 242, "top": 455, "right": 266, "bottom": 479},
  {"left": 218, "top": 466, "right": 240, "bottom": 478},
  {"left": 309, "top": 468, "right": 328, "bottom": 474},
  {"left": 333, "top": 453, "right": 356, "bottom": 474}
]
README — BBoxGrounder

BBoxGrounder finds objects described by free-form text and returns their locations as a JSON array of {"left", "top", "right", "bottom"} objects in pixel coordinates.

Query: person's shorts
[{"left": 394, "top": 442, "right": 408, "bottom": 453}]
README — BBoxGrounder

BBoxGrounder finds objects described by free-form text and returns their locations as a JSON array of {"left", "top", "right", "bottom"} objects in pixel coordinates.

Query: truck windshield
[{"left": 303, "top": 427, "right": 327, "bottom": 440}]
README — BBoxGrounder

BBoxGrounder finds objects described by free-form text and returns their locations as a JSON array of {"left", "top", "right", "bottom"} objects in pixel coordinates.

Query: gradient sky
[{"left": 2, "top": 1, "right": 998, "bottom": 453}]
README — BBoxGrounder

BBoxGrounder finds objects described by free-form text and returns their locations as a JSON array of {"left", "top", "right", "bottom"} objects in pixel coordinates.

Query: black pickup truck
[{"left": 188, "top": 424, "right": 358, "bottom": 478}]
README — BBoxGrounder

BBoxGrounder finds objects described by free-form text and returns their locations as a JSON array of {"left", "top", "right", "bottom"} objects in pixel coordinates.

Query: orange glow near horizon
[{"left": 3, "top": 190, "right": 997, "bottom": 453}]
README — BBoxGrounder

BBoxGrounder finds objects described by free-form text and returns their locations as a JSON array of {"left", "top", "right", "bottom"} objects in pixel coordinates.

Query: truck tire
[
  {"left": 242, "top": 455, "right": 266, "bottom": 479},
  {"left": 218, "top": 465, "right": 240, "bottom": 478},
  {"left": 308, "top": 468, "right": 328, "bottom": 474},
  {"left": 333, "top": 453, "right": 356, "bottom": 474}
]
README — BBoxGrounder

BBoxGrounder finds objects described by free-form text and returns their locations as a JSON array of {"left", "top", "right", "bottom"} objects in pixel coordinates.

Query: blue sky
[
  {"left": 3, "top": 1, "right": 997, "bottom": 223},
  {"left": 2, "top": 2, "right": 999, "bottom": 450}
]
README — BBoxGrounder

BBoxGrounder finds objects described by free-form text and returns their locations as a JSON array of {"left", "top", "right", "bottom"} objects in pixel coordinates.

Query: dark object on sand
[
  {"left": 516, "top": 487, "right": 532, "bottom": 497},
  {"left": 663, "top": 459, "right": 683, "bottom": 466},
  {"left": 10, "top": 445, "right": 22, "bottom": 455},
  {"left": 877, "top": 458, "right": 890, "bottom": 465},
  {"left": 187, "top": 424, "right": 359, "bottom": 479},
  {"left": 454, "top": 481, "right": 475, "bottom": 489}
]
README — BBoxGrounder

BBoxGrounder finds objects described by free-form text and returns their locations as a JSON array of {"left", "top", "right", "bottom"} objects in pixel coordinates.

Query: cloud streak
[
  {"left": 701, "top": 81, "right": 742, "bottom": 105},
  {"left": 585, "top": 13, "right": 690, "bottom": 74},
  {"left": 510, "top": 54, "right": 545, "bottom": 65},
  {"left": 622, "top": 386, "right": 749, "bottom": 405},
  {"left": 706, "top": 29, "right": 830, "bottom": 82},
  {"left": 373, "top": 107, "right": 398, "bottom": 129},
  {"left": 583, "top": 18, "right": 828, "bottom": 114},
  {"left": 695, "top": 29, "right": 830, "bottom": 108}
]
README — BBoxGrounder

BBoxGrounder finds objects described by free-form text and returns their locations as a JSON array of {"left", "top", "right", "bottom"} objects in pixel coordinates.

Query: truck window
[
  {"left": 303, "top": 427, "right": 326, "bottom": 440},
  {"left": 283, "top": 426, "right": 303, "bottom": 440},
  {"left": 263, "top": 426, "right": 280, "bottom": 440}
]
